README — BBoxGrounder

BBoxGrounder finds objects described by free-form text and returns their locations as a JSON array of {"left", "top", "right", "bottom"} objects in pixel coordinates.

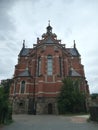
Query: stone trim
[{"left": 35, "top": 91, "right": 60, "bottom": 95}]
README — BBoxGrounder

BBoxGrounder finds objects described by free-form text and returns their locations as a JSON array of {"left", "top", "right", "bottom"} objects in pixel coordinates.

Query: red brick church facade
[{"left": 10, "top": 23, "right": 89, "bottom": 114}]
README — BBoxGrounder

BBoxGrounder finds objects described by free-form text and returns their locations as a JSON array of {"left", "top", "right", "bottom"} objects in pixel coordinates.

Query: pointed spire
[
  {"left": 73, "top": 40, "right": 76, "bottom": 48},
  {"left": 23, "top": 40, "right": 25, "bottom": 48}
]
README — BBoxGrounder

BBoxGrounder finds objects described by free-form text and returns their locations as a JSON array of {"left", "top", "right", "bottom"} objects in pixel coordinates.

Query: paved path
[{"left": 1, "top": 115, "right": 98, "bottom": 130}]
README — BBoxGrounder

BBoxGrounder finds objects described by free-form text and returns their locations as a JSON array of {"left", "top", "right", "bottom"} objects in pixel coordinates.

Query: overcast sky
[{"left": 0, "top": 0, "right": 98, "bottom": 93}]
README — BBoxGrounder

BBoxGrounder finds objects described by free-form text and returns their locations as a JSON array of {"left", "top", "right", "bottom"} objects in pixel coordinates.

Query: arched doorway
[{"left": 48, "top": 103, "right": 53, "bottom": 114}]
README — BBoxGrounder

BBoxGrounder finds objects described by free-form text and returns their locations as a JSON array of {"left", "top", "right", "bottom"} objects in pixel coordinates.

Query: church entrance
[{"left": 48, "top": 103, "right": 53, "bottom": 114}]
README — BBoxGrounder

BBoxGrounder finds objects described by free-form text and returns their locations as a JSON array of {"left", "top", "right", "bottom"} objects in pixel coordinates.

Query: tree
[
  {"left": 0, "top": 79, "right": 12, "bottom": 124},
  {"left": 91, "top": 93, "right": 98, "bottom": 100},
  {"left": 57, "top": 77, "right": 86, "bottom": 114}
]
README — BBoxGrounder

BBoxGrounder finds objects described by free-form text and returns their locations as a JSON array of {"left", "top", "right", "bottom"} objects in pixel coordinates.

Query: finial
[
  {"left": 47, "top": 20, "right": 52, "bottom": 34},
  {"left": 48, "top": 20, "right": 50, "bottom": 26},
  {"left": 23, "top": 40, "right": 25, "bottom": 48},
  {"left": 73, "top": 40, "right": 76, "bottom": 48}
]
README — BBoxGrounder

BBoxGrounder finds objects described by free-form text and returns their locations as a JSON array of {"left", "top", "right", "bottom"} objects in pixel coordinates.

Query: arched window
[
  {"left": 38, "top": 57, "right": 41, "bottom": 76},
  {"left": 21, "top": 81, "right": 25, "bottom": 93},
  {"left": 47, "top": 55, "right": 53, "bottom": 75}
]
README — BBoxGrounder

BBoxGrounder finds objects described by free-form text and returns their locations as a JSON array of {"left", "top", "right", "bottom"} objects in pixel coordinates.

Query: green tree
[
  {"left": 91, "top": 93, "right": 98, "bottom": 100},
  {"left": 57, "top": 77, "right": 86, "bottom": 114},
  {"left": 0, "top": 79, "right": 12, "bottom": 124}
]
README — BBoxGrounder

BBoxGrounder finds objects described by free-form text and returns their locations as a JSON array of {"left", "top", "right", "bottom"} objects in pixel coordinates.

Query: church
[{"left": 10, "top": 23, "right": 89, "bottom": 114}]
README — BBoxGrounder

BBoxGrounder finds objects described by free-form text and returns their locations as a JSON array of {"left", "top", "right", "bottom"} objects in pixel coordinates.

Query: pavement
[{"left": 1, "top": 114, "right": 98, "bottom": 130}]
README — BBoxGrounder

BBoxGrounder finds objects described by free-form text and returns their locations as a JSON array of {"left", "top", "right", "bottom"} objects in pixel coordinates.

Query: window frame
[
  {"left": 20, "top": 81, "right": 25, "bottom": 93},
  {"left": 47, "top": 55, "right": 53, "bottom": 76}
]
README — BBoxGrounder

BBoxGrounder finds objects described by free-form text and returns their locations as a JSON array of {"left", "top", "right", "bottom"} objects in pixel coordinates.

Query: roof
[
  {"left": 69, "top": 68, "right": 81, "bottom": 77},
  {"left": 66, "top": 48, "right": 80, "bottom": 57},
  {"left": 18, "top": 69, "right": 31, "bottom": 77},
  {"left": 19, "top": 48, "right": 30, "bottom": 56}
]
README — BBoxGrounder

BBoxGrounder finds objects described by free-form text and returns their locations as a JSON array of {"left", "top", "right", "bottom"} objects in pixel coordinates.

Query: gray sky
[{"left": 0, "top": 0, "right": 98, "bottom": 93}]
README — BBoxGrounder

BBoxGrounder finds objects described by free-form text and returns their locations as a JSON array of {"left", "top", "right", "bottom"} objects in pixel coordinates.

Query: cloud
[{"left": 0, "top": 0, "right": 16, "bottom": 31}]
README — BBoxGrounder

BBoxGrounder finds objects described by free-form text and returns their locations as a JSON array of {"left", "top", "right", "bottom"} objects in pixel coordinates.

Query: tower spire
[
  {"left": 73, "top": 40, "right": 76, "bottom": 48},
  {"left": 23, "top": 40, "right": 25, "bottom": 48}
]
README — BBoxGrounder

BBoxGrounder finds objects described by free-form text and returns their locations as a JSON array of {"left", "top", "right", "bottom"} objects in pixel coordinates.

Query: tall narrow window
[
  {"left": 38, "top": 57, "right": 41, "bottom": 76},
  {"left": 59, "top": 57, "right": 62, "bottom": 76},
  {"left": 21, "top": 81, "right": 25, "bottom": 93},
  {"left": 47, "top": 55, "right": 53, "bottom": 75}
]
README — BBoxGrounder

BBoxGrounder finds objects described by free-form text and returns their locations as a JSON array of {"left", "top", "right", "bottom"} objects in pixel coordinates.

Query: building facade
[{"left": 10, "top": 23, "right": 89, "bottom": 114}]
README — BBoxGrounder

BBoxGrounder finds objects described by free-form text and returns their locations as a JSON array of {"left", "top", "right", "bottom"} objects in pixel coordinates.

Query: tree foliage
[
  {"left": 0, "top": 79, "right": 12, "bottom": 124},
  {"left": 91, "top": 93, "right": 98, "bottom": 100},
  {"left": 57, "top": 77, "right": 86, "bottom": 114}
]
